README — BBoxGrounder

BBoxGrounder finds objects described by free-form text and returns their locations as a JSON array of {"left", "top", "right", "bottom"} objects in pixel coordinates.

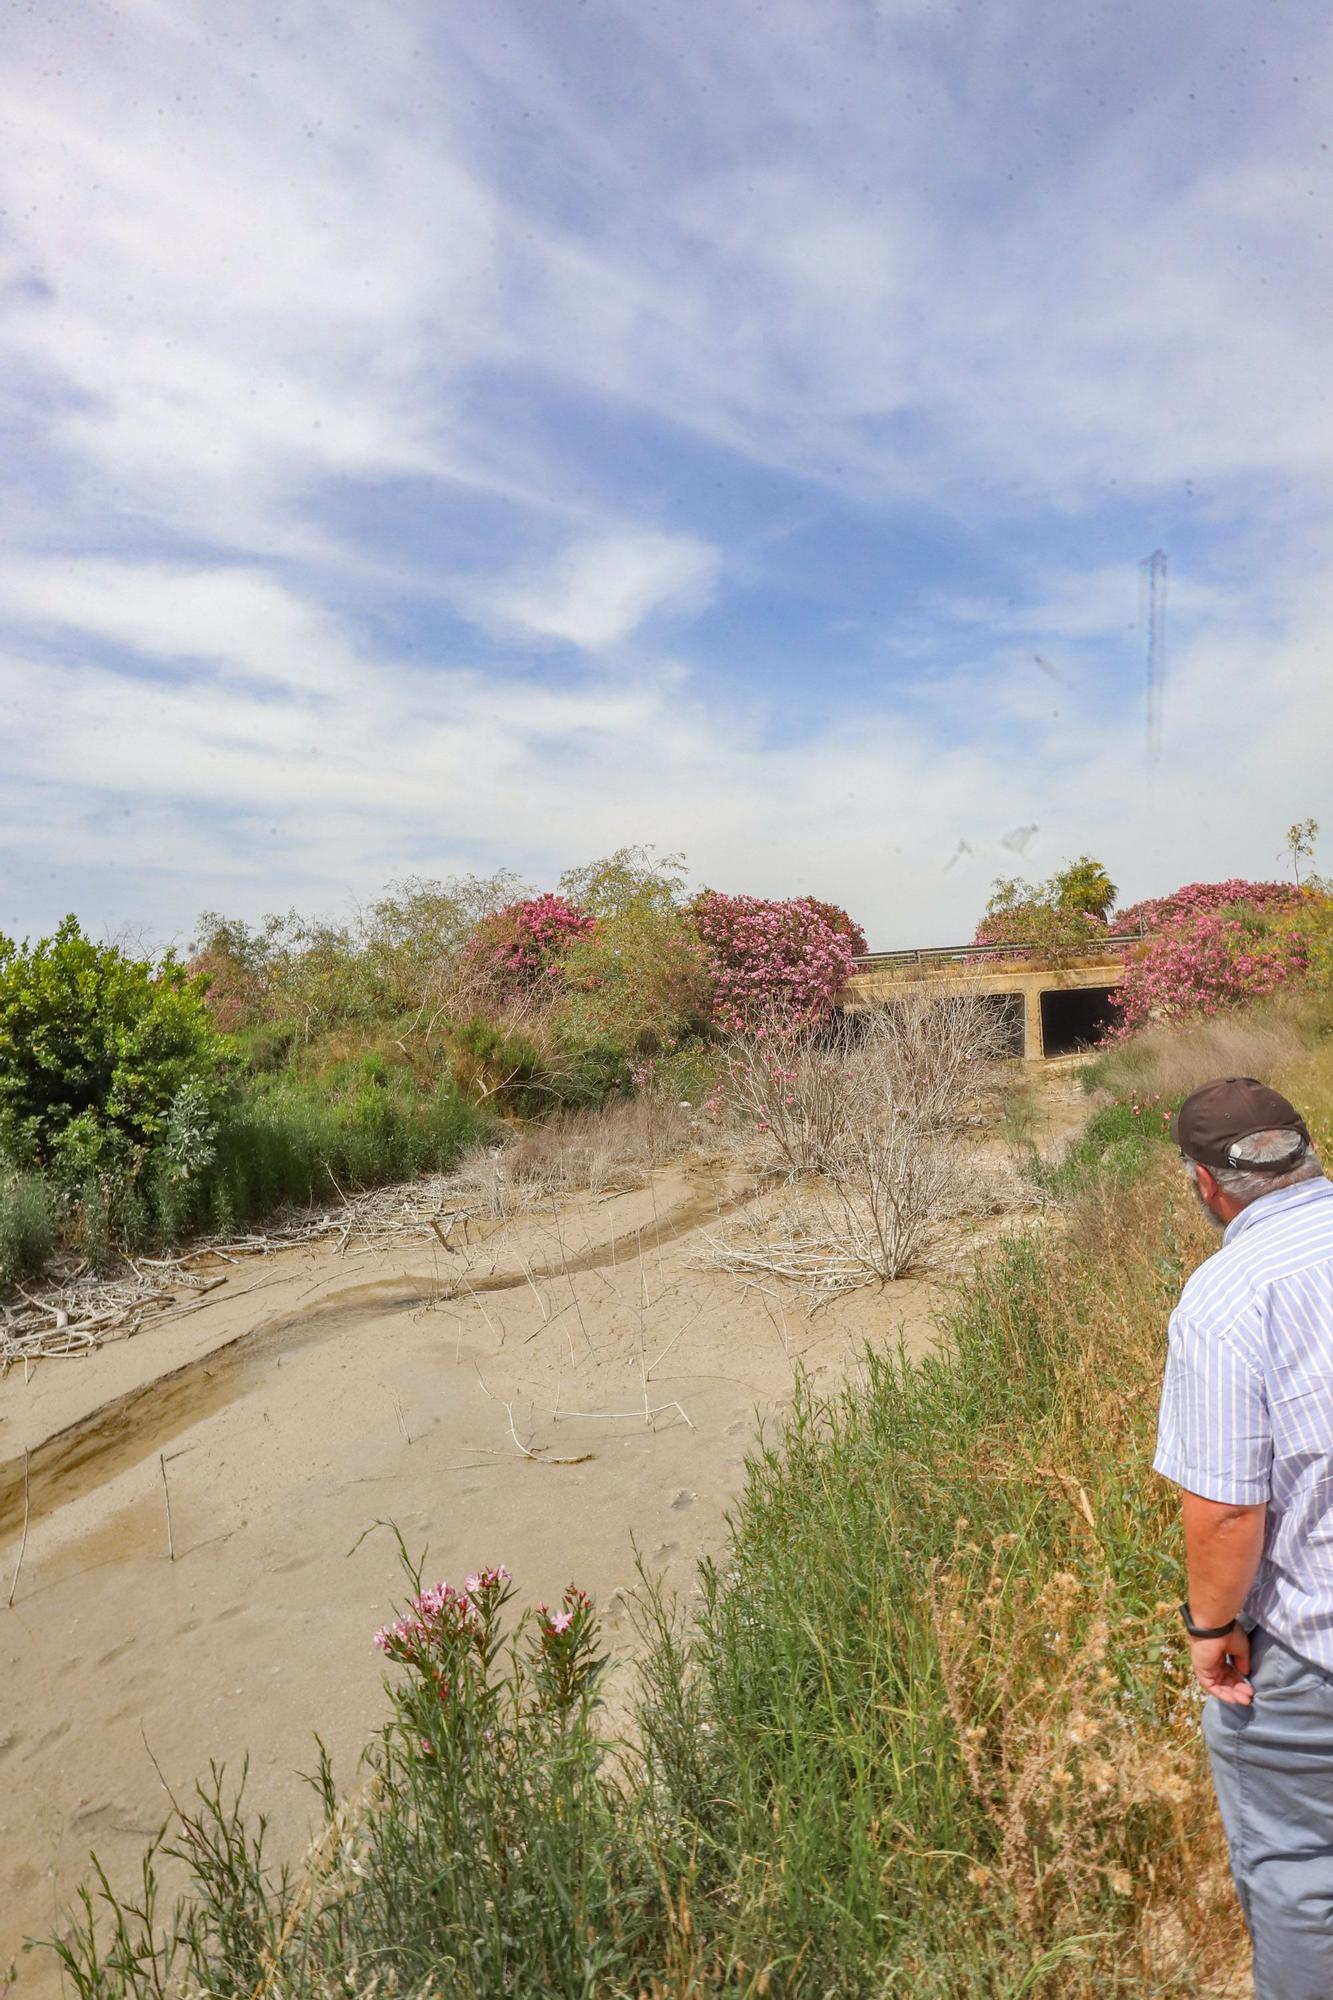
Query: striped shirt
[{"left": 1154, "top": 1174, "right": 1333, "bottom": 1670}]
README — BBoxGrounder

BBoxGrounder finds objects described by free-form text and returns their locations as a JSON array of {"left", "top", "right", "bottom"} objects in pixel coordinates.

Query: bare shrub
[
  {"left": 705, "top": 1125, "right": 965, "bottom": 1295},
  {"left": 726, "top": 990, "right": 1013, "bottom": 1179},
  {"left": 722, "top": 1020, "right": 854, "bottom": 1176},
  {"left": 710, "top": 994, "right": 1014, "bottom": 1289},
  {"left": 855, "top": 985, "right": 1016, "bottom": 1129},
  {"left": 824, "top": 1106, "right": 965, "bottom": 1280}
]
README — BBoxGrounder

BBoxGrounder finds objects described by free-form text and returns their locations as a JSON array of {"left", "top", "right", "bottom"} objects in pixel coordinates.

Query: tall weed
[{"left": 0, "top": 1167, "right": 57, "bottom": 1283}]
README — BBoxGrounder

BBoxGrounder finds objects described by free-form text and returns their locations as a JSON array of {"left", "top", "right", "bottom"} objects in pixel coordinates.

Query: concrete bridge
[{"left": 841, "top": 930, "right": 1145, "bottom": 1060}]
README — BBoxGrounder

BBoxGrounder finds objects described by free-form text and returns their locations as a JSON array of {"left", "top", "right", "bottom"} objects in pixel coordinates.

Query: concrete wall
[{"left": 841, "top": 955, "right": 1124, "bottom": 1060}]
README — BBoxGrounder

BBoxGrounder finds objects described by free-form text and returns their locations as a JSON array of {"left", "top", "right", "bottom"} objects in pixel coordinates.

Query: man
[{"left": 1155, "top": 1076, "right": 1333, "bottom": 2000}]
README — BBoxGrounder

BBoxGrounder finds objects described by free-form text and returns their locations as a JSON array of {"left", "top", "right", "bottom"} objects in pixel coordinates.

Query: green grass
[
  {"left": 140, "top": 1070, "right": 495, "bottom": 1247},
  {"left": 0, "top": 1071, "right": 494, "bottom": 1275},
  {"left": 1027, "top": 1096, "right": 1178, "bottom": 1200}
]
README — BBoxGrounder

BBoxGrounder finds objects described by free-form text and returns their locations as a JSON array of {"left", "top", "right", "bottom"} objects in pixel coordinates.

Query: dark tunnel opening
[
  {"left": 984, "top": 991, "right": 1027, "bottom": 1057},
  {"left": 1040, "top": 985, "right": 1119, "bottom": 1056}
]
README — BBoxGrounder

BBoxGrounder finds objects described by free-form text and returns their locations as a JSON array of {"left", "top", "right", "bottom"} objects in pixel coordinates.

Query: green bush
[
  {"left": 1028, "top": 1096, "right": 1176, "bottom": 1200},
  {"left": 445, "top": 1016, "right": 547, "bottom": 1111},
  {"left": 0, "top": 1168, "right": 58, "bottom": 1284},
  {"left": 46, "top": 1564, "right": 663, "bottom": 2000},
  {"left": 0, "top": 917, "right": 228, "bottom": 1176},
  {"left": 226, "top": 1018, "right": 300, "bottom": 1074}
]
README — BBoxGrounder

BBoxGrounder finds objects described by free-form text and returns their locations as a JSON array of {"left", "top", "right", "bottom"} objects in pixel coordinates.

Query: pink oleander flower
[
  {"left": 462, "top": 894, "right": 596, "bottom": 1000},
  {"left": 548, "top": 1609, "right": 574, "bottom": 1634},
  {"left": 691, "top": 891, "right": 861, "bottom": 1034},
  {"left": 1108, "top": 881, "right": 1322, "bottom": 1039}
]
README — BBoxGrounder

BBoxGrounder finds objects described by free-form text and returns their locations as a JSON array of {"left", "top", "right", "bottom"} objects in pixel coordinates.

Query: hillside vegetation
[
  {"left": 0, "top": 850, "right": 864, "bottom": 1285},
  {"left": 6, "top": 850, "right": 1332, "bottom": 1294}
]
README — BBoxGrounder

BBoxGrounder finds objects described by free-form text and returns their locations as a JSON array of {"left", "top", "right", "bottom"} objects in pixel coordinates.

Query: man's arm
[{"left": 1180, "top": 1489, "right": 1268, "bottom": 1705}]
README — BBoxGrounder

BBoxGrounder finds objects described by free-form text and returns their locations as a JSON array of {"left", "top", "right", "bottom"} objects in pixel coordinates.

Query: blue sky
[{"left": 3, "top": 0, "right": 1332, "bottom": 949}]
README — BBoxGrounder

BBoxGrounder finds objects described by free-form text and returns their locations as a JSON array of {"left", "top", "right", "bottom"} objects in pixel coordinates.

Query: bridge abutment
[{"left": 842, "top": 951, "right": 1130, "bottom": 1060}]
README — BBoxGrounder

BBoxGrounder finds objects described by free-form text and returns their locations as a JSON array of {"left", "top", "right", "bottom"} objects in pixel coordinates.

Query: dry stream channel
[{"left": 0, "top": 1073, "right": 1085, "bottom": 1993}]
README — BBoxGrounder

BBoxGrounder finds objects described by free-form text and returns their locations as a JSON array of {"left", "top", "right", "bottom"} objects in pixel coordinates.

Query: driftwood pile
[
  {"left": 1, "top": 1174, "right": 470, "bottom": 1374},
  {"left": 0, "top": 1259, "right": 225, "bottom": 1374}
]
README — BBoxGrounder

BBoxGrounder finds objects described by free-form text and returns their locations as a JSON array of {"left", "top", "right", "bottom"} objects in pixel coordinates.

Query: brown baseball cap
[{"left": 1171, "top": 1076, "right": 1311, "bottom": 1173}]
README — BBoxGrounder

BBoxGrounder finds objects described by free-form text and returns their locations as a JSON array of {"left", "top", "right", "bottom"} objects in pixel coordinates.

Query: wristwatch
[{"left": 1178, "top": 1602, "right": 1237, "bottom": 1640}]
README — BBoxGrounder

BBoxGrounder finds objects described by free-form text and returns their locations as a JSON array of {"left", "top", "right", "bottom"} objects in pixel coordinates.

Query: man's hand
[
  {"left": 1189, "top": 1625, "right": 1253, "bottom": 1705},
  {"left": 1179, "top": 1488, "right": 1266, "bottom": 1704}
]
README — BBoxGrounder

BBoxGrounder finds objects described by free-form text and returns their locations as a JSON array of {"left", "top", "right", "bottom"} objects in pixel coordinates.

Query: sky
[{"left": 3, "top": 0, "right": 1332, "bottom": 951}]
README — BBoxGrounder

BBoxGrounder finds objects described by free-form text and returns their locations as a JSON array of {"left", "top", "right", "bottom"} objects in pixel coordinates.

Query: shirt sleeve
[{"left": 1153, "top": 1306, "right": 1273, "bottom": 1505}]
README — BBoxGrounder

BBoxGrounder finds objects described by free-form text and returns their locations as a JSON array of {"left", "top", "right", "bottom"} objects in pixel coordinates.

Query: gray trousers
[{"left": 1205, "top": 1627, "right": 1333, "bottom": 2000}]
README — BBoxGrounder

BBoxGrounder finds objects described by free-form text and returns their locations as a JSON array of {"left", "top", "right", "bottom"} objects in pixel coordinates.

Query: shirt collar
[{"left": 1224, "top": 1174, "right": 1333, "bottom": 1246}]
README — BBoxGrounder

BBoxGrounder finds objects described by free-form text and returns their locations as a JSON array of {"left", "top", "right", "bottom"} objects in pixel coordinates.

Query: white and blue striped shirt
[{"left": 1154, "top": 1175, "right": 1333, "bottom": 1669}]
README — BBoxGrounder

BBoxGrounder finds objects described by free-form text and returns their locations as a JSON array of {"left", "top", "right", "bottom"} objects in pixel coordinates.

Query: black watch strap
[{"left": 1178, "top": 1602, "right": 1237, "bottom": 1640}]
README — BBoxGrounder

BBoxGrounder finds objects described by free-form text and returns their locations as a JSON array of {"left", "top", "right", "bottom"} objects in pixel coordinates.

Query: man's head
[{"left": 1172, "top": 1076, "right": 1322, "bottom": 1226}]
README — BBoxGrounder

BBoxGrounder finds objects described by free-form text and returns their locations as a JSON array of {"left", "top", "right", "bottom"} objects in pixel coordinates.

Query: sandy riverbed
[{"left": 0, "top": 1073, "right": 1086, "bottom": 1993}]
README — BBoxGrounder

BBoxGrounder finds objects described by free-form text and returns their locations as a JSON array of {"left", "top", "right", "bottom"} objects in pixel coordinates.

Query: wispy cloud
[{"left": 476, "top": 532, "right": 720, "bottom": 651}]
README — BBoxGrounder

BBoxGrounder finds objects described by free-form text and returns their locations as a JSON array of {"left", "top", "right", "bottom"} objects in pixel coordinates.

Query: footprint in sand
[
  {"left": 272, "top": 1551, "right": 313, "bottom": 1576},
  {"left": 670, "top": 1489, "right": 695, "bottom": 1511}
]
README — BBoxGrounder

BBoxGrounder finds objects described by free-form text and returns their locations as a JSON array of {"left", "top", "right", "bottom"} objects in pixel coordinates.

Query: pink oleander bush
[
  {"left": 1112, "top": 878, "right": 1307, "bottom": 936},
  {"left": 461, "top": 894, "right": 597, "bottom": 1002},
  {"left": 691, "top": 891, "right": 860, "bottom": 1033},
  {"left": 799, "top": 897, "right": 869, "bottom": 957},
  {"left": 1110, "top": 890, "right": 1325, "bottom": 1037}
]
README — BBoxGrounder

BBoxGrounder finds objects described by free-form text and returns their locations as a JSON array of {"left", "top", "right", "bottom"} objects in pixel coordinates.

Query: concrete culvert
[{"left": 1039, "top": 984, "right": 1118, "bottom": 1056}]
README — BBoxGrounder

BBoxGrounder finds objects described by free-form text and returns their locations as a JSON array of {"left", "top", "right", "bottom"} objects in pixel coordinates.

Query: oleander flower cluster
[
  {"left": 1112, "top": 879, "right": 1307, "bottom": 935},
  {"left": 374, "top": 1564, "right": 512, "bottom": 1702},
  {"left": 372, "top": 1566, "right": 604, "bottom": 1725},
  {"left": 691, "top": 891, "right": 862, "bottom": 1033},
  {"left": 531, "top": 1584, "right": 603, "bottom": 1715},
  {"left": 1110, "top": 885, "right": 1322, "bottom": 1036},
  {"left": 462, "top": 895, "right": 597, "bottom": 1000}
]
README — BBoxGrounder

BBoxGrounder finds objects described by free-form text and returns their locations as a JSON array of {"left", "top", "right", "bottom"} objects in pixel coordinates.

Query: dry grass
[
  {"left": 1088, "top": 1001, "right": 1313, "bottom": 1103},
  {"left": 448, "top": 1093, "right": 700, "bottom": 1217}
]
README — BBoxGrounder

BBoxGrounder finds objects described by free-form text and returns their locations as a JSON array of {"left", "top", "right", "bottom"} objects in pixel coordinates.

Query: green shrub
[
  {"left": 446, "top": 1016, "right": 547, "bottom": 1111},
  {"left": 174, "top": 1073, "right": 493, "bottom": 1237},
  {"left": 0, "top": 1167, "right": 57, "bottom": 1284},
  {"left": 0, "top": 917, "right": 228, "bottom": 1175},
  {"left": 45, "top": 1561, "right": 665, "bottom": 2000},
  {"left": 226, "top": 1018, "right": 299, "bottom": 1074}
]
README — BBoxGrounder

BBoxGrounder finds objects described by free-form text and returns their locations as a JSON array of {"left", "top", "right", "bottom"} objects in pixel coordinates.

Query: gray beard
[{"left": 1192, "top": 1181, "right": 1226, "bottom": 1231}]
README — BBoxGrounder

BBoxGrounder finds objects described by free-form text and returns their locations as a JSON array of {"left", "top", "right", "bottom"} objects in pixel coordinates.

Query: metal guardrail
[{"left": 852, "top": 926, "right": 1146, "bottom": 972}]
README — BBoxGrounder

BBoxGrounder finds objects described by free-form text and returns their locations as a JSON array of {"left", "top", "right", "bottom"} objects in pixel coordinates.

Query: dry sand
[{"left": 0, "top": 1074, "right": 1086, "bottom": 1994}]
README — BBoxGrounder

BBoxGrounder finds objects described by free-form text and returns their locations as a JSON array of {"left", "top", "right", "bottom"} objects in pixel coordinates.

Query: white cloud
[
  {"left": 0, "top": 561, "right": 368, "bottom": 693},
  {"left": 3, "top": 547, "right": 1331, "bottom": 947},
  {"left": 4, "top": 0, "right": 1333, "bottom": 947},
  {"left": 477, "top": 532, "right": 719, "bottom": 650}
]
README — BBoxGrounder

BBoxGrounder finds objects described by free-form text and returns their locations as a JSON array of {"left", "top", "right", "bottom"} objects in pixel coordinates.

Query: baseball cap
[{"left": 1171, "top": 1076, "right": 1311, "bottom": 1174}]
